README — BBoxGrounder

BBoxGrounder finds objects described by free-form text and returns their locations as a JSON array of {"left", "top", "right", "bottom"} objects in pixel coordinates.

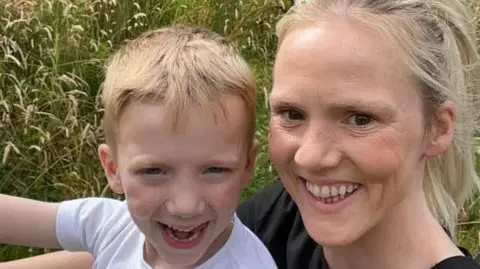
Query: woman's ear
[
  {"left": 424, "top": 101, "right": 456, "bottom": 157},
  {"left": 98, "top": 144, "right": 124, "bottom": 194}
]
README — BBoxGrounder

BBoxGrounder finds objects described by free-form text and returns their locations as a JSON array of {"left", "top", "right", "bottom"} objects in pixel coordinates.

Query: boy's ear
[
  {"left": 241, "top": 139, "right": 260, "bottom": 187},
  {"left": 246, "top": 139, "right": 260, "bottom": 172},
  {"left": 98, "top": 144, "right": 124, "bottom": 194},
  {"left": 424, "top": 101, "right": 456, "bottom": 157}
]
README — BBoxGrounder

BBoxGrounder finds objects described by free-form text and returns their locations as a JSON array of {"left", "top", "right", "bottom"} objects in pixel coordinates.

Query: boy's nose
[{"left": 166, "top": 190, "right": 206, "bottom": 218}]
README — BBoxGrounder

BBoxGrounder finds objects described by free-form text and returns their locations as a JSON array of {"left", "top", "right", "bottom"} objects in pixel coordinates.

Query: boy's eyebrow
[
  {"left": 129, "top": 154, "right": 243, "bottom": 167},
  {"left": 128, "top": 156, "right": 171, "bottom": 168},
  {"left": 206, "top": 155, "right": 242, "bottom": 166},
  {"left": 199, "top": 150, "right": 245, "bottom": 166}
]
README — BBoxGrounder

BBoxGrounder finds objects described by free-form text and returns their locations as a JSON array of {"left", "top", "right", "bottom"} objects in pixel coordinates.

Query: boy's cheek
[
  {"left": 207, "top": 180, "right": 244, "bottom": 211},
  {"left": 127, "top": 199, "right": 159, "bottom": 221},
  {"left": 124, "top": 182, "right": 162, "bottom": 220}
]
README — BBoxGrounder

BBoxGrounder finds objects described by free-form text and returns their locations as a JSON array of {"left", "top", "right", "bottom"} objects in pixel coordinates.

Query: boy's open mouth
[{"left": 158, "top": 221, "right": 209, "bottom": 248}]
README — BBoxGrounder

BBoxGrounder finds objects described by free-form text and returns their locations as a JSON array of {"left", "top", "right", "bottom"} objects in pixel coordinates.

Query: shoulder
[
  {"left": 57, "top": 197, "right": 139, "bottom": 255},
  {"left": 229, "top": 214, "right": 278, "bottom": 268},
  {"left": 58, "top": 197, "right": 125, "bottom": 217},
  {"left": 198, "top": 214, "right": 277, "bottom": 269},
  {"left": 236, "top": 181, "right": 326, "bottom": 269},
  {"left": 94, "top": 230, "right": 146, "bottom": 269},
  {"left": 236, "top": 180, "right": 297, "bottom": 234},
  {"left": 432, "top": 256, "right": 480, "bottom": 269},
  {"left": 57, "top": 197, "right": 128, "bottom": 233}
]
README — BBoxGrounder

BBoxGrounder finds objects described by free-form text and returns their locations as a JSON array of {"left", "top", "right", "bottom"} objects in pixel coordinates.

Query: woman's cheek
[
  {"left": 268, "top": 122, "right": 296, "bottom": 167},
  {"left": 349, "top": 135, "right": 403, "bottom": 182}
]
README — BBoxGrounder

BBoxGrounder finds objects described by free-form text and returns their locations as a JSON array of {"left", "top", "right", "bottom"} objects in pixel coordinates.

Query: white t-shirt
[{"left": 56, "top": 198, "right": 278, "bottom": 269}]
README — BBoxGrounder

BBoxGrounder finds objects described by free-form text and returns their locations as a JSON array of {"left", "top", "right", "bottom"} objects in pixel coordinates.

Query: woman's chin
[
  {"left": 303, "top": 220, "right": 363, "bottom": 248},
  {"left": 311, "top": 234, "right": 356, "bottom": 248}
]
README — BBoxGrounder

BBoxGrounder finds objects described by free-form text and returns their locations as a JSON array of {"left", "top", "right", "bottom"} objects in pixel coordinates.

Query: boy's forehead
[
  {"left": 117, "top": 96, "right": 250, "bottom": 140},
  {"left": 112, "top": 97, "right": 252, "bottom": 162}
]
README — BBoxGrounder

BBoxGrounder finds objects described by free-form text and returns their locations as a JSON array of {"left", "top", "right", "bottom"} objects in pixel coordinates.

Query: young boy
[{"left": 0, "top": 24, "right": 277, "bottom": 269}]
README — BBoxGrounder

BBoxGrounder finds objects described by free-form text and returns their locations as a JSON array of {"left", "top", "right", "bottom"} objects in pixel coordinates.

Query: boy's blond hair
[{"left": 100, "top": 24, "right": 256, "bottom": 151}]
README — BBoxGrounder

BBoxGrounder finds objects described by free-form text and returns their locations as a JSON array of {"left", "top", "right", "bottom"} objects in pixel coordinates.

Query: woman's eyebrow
[
  {"left": 270, "top": 93, "right": 397, "bottom": 114},
  {"left": 331, "top": 98, "right": 396, "bottom": 114}
]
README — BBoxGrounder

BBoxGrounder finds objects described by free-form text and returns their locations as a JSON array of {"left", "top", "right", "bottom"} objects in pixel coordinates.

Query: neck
[{"left": 323, "top": 190, "right": 463, "bottom": 269}]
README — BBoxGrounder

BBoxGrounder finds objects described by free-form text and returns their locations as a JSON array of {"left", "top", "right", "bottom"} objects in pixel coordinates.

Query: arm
[
  {"left": 0, "top": 194, "right": 61, "bottom": 249},
  {"left": 0, "top": 251, "right": 93, "bottom": 269}
]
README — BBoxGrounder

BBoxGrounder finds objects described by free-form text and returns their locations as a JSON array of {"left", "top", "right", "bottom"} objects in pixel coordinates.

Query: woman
[{"left": 1, "top": 0, "right": 479, "bottom": 268}]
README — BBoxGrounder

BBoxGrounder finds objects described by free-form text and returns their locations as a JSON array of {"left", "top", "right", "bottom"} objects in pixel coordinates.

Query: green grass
[
  {"left": 0, "top": 0, "right": 288, "bottom": 261},
  {"left": 0, "top": 0, "right": 479, "bottom": 262}
]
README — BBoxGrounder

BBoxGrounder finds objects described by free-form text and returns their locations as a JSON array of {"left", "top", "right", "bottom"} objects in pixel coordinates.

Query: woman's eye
[
  {"left": 279, "top": 109, "right": 304, "bottom": 121},
  {"left": 204, "top": 167, "right": 227, "bottom": 174},
  {"left": 138, "top": 167, "right": 165, "bottom": 175},
  {"left": 345, "top": 114, "right": 374, "bottom": 126}
]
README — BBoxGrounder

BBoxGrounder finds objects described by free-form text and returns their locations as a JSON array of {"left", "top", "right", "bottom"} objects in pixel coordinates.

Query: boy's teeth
[
  {"left": 166, "top": 227, "right": 200, "bottom": 242},
  {"left": 164, "top": 223, "right": 207, "bottom": 242},
  {"left": 306, "top": 181, "right": 360, "bottom": 199},
  {"left": 168, "top": 225, "right": 196, "bottom": 232}
]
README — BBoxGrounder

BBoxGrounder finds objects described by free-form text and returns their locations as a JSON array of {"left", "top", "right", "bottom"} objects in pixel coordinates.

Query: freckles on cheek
[
  {"left": 267, "top": 125, "right": 292, "bottom": 166},
  {"left": 267, "top": 134, "right": 281, "bottom": 164},
  {"left": 355, "top": 135, "right": 403, "bottom": 180}
]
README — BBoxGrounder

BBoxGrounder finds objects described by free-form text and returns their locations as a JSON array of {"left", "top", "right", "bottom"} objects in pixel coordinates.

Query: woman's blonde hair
[{"left": 277, "top": 0, "right": 480, "bottom": 237}]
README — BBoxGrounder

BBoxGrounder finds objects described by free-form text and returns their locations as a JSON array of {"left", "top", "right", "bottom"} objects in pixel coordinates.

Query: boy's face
[{"left": 98, "top": 95, "right": 258, "bottom": 267}]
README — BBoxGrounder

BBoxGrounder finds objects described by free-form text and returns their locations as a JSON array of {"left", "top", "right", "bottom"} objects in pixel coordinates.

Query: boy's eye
[
  {"left": 203, "top": 167, "right": 227, "bottom": 174},
  {"left": 138, "top": 167, "right": 165, "bottom": 175},
  {"left": 345, "top": 114, "right": 374, "bottom": 126}
]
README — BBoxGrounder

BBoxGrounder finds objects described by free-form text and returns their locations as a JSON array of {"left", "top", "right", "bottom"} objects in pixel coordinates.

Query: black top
[
  {"left": 432, "top": 256, "right": 480, "bottom": 269},
  {"left": 236, "top": 180, "right": 480, "bottom": 269}
]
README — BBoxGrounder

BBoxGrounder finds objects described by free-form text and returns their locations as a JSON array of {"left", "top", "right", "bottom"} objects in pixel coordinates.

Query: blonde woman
[{"left": 1, "top": 0, "right": 480, "bottom": 268}]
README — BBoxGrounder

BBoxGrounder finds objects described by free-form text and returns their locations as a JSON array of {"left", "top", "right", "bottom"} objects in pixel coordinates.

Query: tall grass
[
  {"left": 0, "top": 0, "right": 289, "bottom": 260},
  {"left": 0, "top": 0, "right": 478, "bottom": 262}
]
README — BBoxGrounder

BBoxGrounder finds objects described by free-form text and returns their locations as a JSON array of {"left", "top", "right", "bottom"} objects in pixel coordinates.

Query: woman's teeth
[{"left": 305, "top": 181, "right": 360, "bottom": 202}]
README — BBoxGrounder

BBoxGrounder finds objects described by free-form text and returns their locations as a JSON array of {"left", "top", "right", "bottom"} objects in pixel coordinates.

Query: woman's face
[{"left": 268, "top": 19, "right": 434, "bottom": 247}]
